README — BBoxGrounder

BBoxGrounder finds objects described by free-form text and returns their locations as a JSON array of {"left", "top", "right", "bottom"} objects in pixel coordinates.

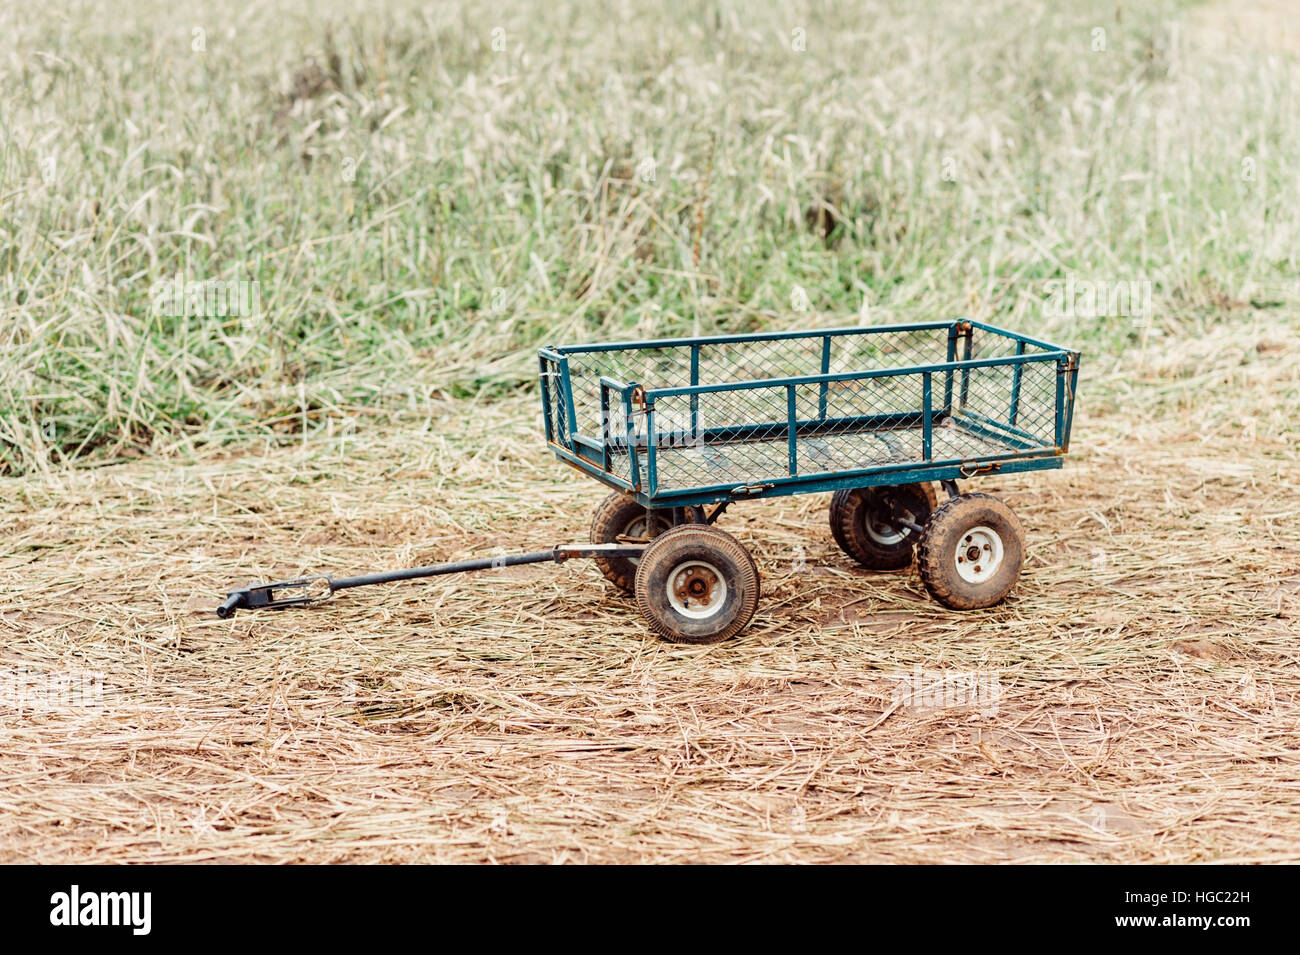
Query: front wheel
[
  {"left": 634, "top": 525, "right": 760, "bottom": 644},
  {"left": 917, "top": 492, "right": 1025, "bottom": 609}
]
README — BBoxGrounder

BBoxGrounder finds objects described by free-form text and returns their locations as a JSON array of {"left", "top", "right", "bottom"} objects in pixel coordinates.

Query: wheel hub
[
  {"left": 954, "top": 525, "right": 1004, "bottom": 584},
  {"left": 866, "top": 515, "right": 907, "bottom": 546},
  {"left": 666, "top": 561, "right": 727, "bottom": 619},
  {"left": 864, "top": 491, "right": 914, "bottom": 546}
]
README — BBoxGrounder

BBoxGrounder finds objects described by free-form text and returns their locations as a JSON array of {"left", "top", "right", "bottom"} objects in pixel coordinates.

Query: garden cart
[{"left": 217, "top": 319, "right": 1080, "bottom": 643}]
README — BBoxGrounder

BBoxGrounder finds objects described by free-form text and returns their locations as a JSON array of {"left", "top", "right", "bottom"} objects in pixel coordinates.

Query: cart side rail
[
  {"left": 640, "top": 351, "right": 1067, "bottom": 398},
  {"left": 635, "top": 350, "right": 1075, "bottom": 496},
  {"left": 545, "top": 318, "right": 1068, "bottom": 357},
  {"left": 542, "top": 321, "right": 1080, "bottom": 500}
]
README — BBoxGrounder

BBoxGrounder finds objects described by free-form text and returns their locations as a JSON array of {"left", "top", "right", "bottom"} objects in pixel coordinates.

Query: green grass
[{"left": 1, "top": 0, "right": 1296, "bottom": 474}]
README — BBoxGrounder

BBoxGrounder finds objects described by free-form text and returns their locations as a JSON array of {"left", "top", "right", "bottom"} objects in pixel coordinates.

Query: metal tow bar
[{"left": 216, "top": 543, "right": 647, "bottom": 619}]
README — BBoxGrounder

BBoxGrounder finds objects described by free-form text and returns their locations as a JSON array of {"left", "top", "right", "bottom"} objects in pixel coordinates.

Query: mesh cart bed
[{"left": 540, "top": 319, "right": 1079, "bottom": 506}]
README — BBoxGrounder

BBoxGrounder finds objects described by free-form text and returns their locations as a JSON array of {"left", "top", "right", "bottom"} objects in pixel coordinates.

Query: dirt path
[{"left": 1, "top": 316, "right": 1296, "bottom": 863}]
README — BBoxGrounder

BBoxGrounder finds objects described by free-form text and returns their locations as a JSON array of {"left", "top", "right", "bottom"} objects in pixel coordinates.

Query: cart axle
[{"left": 216, "top": 543, "right": 647, "bottom": 619}]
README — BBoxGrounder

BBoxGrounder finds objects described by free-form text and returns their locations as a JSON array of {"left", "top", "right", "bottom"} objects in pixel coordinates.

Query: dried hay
[{"left": 0, "top": 320, "right": 1297, "bottom": 863}]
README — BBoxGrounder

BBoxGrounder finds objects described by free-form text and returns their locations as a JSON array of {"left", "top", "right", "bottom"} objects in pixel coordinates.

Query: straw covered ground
[
  {"left": 3, "top": 0, "right": 1298, "bottom": 863},
  {"left": 2, "top": 317, "right": 1296, "bottom": 863}
]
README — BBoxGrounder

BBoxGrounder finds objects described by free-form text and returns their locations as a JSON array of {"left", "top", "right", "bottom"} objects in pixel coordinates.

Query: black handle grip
[{"left": 216, "top": 593, "right": 245, "bottom": 619}]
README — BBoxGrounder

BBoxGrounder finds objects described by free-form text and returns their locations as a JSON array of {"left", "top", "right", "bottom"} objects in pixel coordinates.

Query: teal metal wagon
[
  {"left": 539, "top": 319, "right": 1080, "bottom": 642},
  {"left": 219, "top": 319, "right": 1079, "bottom": 645}
]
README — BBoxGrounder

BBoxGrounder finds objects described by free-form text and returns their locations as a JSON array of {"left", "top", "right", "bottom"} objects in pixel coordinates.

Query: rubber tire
[
  {"left": 590, "top": 492, "right": 675, "bottom": 595},
  {"left": 917, "top": 492, "right": 1025, "bottom": 610},
  {"left": 634, "top": 525, "right": 760, "bottom": 644},
  {"left": 830, "top": 483, "right": 938, "bottom": 570}
]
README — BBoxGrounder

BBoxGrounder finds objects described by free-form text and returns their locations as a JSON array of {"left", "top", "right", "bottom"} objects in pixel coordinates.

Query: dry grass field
[
  {"left": 1, "top": 0, "right": 1298, "bottom": 863},
  {"left": 2, "top": 318, "right": 1296, "bottom": 863}
]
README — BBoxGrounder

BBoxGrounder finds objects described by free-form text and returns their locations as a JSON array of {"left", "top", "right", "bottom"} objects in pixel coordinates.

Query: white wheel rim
[
  {"left": 954, "top": 525, "right": 1004, "bottom": 584},
  {"left": 863, "top": 490, "right": 919, "bottom": 546},
  {"left": 666, "top": 560, "right": 727, "bottom": 620},
  {"left": 866, "top": 514, "right": 907, "bottom": 546}
]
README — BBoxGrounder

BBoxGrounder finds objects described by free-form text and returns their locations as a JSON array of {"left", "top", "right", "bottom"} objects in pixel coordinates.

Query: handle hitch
[
  {"left": 216, "top": 544, "right": 646, "bottom": 619},
  {"left": 217, "top": 575, "right": 332, "bottom": 618}
]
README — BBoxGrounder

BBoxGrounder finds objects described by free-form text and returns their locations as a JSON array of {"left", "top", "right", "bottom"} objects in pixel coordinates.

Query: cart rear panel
[{"left": 541, "top": 320, "right": 1079, "bottom": 506}]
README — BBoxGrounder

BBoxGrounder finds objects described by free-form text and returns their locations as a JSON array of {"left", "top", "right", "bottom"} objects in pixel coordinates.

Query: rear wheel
[
  {"left": 829, "top": 482, "right": 938, "bottom": 570},
  {"left": 590, "top": 492, "right": 675, "bottom": 595},
  {"left": 634, "top": 525, "right": 760, "bottom": 644},
  {"left": 917, "top": 492, "right": 1025, "bottom": 609}
]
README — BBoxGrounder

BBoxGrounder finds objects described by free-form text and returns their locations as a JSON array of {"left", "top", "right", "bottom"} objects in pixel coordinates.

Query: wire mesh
[
  {"left": 546, "top": 324, "right": 1070, "bottom": 494},
  {"left": 539, "top": 354, "right": 569, "bottom": 449}
]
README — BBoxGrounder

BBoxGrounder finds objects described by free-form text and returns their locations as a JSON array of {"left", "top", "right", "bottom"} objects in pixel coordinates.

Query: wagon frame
[
  {"left": 218, "top": 318, "right": 1080, "bottom": 645},
  {"left": 539, "top": 319, "right": 1080, "bottom": 510}
]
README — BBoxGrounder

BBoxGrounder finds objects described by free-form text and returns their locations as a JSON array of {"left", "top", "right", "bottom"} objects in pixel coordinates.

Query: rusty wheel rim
[
  {"left": 954, "top": 525, "right": 1004, "bottom": 584},
  {"left": 666, "top": 560, "right": 727, "bottom": 620}
]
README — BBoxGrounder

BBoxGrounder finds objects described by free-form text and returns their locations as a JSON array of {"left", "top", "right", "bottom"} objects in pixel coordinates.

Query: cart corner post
[
  {"left": 559, "top": 355, "right": 580, "bottom": 450},
  {"left": 922, "top": 371, "right": 933, "bottom": 461},
  {"left": 1054, "top": 353, "right": 1069, "bottom": 450},
  {"left": 1061, "top": 350, "right": 1081, "bottom": 451},
  {"left": 958, "top": 319, "right": 975, "bottom": 409},
  {"left": 645, "top": 391, "right": 659, "bottom": 497},
  {"left": 786, "top": 383, "right": 798, "bottom": 477},
  {"left": 538, "top": 347, "right": 579, "bottom": 452}
]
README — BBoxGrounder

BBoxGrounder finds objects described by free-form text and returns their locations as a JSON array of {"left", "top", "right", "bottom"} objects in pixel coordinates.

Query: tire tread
[
  {"left": 917, "top": 492, "right": 1024, "bottom": 609},
  {"left": 634, "top": 525, "right": 760, "bottom": 644}
]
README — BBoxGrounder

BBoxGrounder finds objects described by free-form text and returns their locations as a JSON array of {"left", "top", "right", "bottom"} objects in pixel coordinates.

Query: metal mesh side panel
[
  {"left": 827, "top": 327, "right": 949, "bottom": 375},
  {"left": 546, "top": 326, "right": 1064, "bottom": 493},
  {"left": 564, "top": 346, "right": 688, "bottom": 443},
  {"left": 649, "top": 385, "right": 790, "bottom": 491},
  {"left": 954, "top": 327, "right": 1058, "bottom": 450},
  {"left": 539, "top": 354, "right": 569, "bottom": 450}
]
